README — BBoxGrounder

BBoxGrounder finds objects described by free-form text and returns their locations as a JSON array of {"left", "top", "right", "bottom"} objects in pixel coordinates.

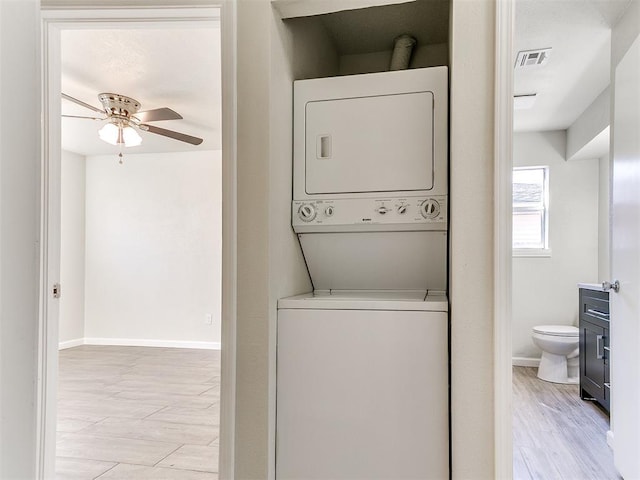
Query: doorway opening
[
  {"left": 39, "top": 7, "right": 236, "bottom": 479},
  {"left": 508, "top": 1, "right": 627, "bottom": 478}
]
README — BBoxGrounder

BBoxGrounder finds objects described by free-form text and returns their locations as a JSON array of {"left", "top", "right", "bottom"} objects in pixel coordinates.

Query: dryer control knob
[
  {"left": 298, "top": 203, "right": 317, "bottom": 222},
  {"left": 420, "top": 199, "right": 441, "bottom": 219},
  {"left": 397, "top": 204, "right": 408, "bottom": 214},
  {"left": 325, "top": 206, "right": 334, "bottom": 217}
]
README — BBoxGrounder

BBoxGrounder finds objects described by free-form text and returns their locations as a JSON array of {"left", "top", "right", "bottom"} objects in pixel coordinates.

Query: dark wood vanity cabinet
[{"left": 579, "top": 288, "right": 610, "bottom": 413}]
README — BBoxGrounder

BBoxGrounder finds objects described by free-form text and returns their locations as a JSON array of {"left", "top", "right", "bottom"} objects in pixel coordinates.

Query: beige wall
[
  {"left": 236, "top": 2, "right": 272, "bottom": 477},
  {"left": 449, "top": 0, "right": 496, "bottom": 477},
  {"left": 236, "top": 1, "right": 319, "bottom": 477},
  {"left": 0, "top": 0, "right": 41, "bottom": 477}
]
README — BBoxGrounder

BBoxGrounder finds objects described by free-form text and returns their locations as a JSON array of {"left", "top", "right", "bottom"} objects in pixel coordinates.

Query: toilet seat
[{"left": 533, "top": 325, "right": 578, "bottom": 337}]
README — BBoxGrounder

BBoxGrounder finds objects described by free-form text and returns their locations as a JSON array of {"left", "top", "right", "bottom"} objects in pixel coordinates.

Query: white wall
[
  {"left": 60, "top": 150, "right": 86, "bottom": 345},
  {"left": 512, "top": 131, "right": 599, "bottom": 360},
  {"left": 84, "top": 150, "right": 221, "bottom": 346},
  {"left": 566, "top": 87, "right": 610, "bottom": 161},
  {"left": 0, "top": 0, "right": 40, "bottom": 477}
]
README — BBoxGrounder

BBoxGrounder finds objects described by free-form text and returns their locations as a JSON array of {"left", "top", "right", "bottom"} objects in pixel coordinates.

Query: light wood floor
[
  {"left": 56, "top": 345, "right": 219, "bottom": 480},
  {"left": 513, "top": 366, "right": 621, "bottom": 480}
]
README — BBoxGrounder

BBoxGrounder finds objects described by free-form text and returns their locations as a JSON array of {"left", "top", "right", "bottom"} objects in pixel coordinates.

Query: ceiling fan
[{"left": 62, "top": 92, "right": 204, "bottom": 147}]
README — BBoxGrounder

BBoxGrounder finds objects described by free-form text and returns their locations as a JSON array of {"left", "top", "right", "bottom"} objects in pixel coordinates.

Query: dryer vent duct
[{"left": 390, "top": 34, "right": 417, "bottom": 71}]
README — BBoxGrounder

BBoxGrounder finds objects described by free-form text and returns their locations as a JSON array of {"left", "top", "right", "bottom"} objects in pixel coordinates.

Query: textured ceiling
[
  {"left": 61, "top": 25, "right": 220, "bottom": 156},
  {"left": 514, "top": 0, "right": 631, "bottom": 132}
]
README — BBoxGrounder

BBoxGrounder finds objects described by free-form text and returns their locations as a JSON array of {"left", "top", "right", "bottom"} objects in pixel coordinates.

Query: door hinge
[{"left": 52, "top": 283, "right": 61, "bottom": 299}]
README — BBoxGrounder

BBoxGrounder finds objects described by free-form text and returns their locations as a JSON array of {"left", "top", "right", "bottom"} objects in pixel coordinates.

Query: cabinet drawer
[{"left": 579, "top": 289, "right": 609, "bottom": 328}]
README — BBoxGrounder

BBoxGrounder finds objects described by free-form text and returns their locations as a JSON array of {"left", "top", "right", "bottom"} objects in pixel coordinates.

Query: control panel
[{"left": 292, "top": 196, "right": 447, "bottom": 232}]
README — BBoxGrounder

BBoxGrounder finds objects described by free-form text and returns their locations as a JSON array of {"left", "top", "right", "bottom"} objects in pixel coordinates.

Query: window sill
[{"left": 513, "top": 248, "right": 552, "bottom": 258}]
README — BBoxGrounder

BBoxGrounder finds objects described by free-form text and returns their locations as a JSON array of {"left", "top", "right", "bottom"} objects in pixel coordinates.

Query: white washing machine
[
  {"left": 277, "top": 66, "right": 450, "bottom": 479},
  {"left": 276, "top": 291, "right": 449, "bottom": 480}
]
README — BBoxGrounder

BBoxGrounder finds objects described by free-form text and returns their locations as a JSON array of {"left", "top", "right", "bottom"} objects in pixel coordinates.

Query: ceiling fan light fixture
[
  {"left": 98, "top": 122, "right": 120, "bottom": 145},
  {"left": 98, "top": 122, "right": 142, "bottom": 147},
  {"left": 122, "top": 125, "right": 142, "bottom": 147},
  {"left": 64, "top": 92, "right": 202, "bottom": 147}
]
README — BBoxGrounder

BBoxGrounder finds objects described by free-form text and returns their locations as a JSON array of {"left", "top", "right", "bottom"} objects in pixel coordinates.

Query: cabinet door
[{"left": 580, "top": 319, "right": 606, "bottom": 406}]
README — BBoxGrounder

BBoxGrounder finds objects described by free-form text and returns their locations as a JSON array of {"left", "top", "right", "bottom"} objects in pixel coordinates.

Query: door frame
[
  {"left": 494, "top": 0, "right": 514, "bottom": 478},
  {"left": 37, "top": 4, "right": 237, "bottom": 478}
]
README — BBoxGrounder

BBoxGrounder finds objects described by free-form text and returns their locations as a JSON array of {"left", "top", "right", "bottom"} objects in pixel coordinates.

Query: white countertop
[{"left": 578, "top": 282, "right": 605, "bottom": 291}]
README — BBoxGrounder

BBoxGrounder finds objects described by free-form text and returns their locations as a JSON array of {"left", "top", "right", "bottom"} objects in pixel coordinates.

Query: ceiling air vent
[
  {"left": 514, "top": 94, "right": 537, "bottom": 110},
  {"left": 515, "top": 48, "right": 552, "bottom": 68}
]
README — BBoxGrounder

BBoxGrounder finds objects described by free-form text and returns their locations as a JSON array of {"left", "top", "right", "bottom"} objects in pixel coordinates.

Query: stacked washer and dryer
[{"left": 276, "top": 66, "right": 449, "bottom": 479}]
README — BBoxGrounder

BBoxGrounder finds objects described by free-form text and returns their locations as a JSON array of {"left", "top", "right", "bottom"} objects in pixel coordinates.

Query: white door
[{"left": 610, "top": 33, "right": 640, "bottom": 479}]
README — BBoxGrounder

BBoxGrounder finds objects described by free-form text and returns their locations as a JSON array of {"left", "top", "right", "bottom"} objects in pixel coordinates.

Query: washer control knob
[
  {"left": 397, "top": 204, "right": 408, "bottom": 215},
  {"left": 376, "top": 206, "right": 389, "bottom": 215},
  {"left": 325, "top": 206, "right": 334, "bottom": 217},
  {"left": 298, "top": 203, "right": 317, "bottom": 222},
  {"left": 420, "top": 199, "right": 441, "bottom": 219}
]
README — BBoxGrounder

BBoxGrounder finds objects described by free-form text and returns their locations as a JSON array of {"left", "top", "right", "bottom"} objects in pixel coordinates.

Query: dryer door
[{"left": 305, "top": 91, "right": 434, "bottom": 194}]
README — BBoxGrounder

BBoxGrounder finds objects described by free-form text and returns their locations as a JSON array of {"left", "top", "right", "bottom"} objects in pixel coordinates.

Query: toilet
[{"left": 532, "top": 325, "right": 579, "bottom": 384}]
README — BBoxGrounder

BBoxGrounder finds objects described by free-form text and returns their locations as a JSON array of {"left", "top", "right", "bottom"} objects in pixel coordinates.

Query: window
[{"left": 513, "top": 166, "right": 549, "bottom": 252}]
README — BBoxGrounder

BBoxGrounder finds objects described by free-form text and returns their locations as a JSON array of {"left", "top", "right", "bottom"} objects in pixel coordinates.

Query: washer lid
[
  {"left": 533, "top": 325, "right": 579, "bottom": 337},
  {"left": 278, "top": 291, "right": 448, "bottom": 312}
]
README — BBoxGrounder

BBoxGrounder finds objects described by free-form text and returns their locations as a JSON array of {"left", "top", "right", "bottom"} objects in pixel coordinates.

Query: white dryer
[
  {"left": 276, "top": 291, "right": 449, "bottom": 480},
  {"left": 291, "top": 66, "right": 448, "bottom": 292}
]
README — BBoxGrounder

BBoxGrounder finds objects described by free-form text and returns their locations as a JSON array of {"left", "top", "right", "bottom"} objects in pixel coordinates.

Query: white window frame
[{"left": 512, "top": 166, "right": 551, "bottom": 257}]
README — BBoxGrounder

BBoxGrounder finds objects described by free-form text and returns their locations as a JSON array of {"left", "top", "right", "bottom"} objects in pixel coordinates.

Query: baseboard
[
  {"left": 512, "top": 356, "right": 540, "bottom": 367},
  {"left": 58, "top": 338, "right": 84, "bottom": 350},
  {"left": 81, "top": 338, "right": 221, "bottom": 350}
]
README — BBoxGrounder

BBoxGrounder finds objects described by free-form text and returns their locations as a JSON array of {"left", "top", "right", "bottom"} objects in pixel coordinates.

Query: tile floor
[
  {"left": 513, "top": 366, "right": 620, "bottom": 480},
  {"left": 56, "top": 345, "right": 219, "bottom": 480}
]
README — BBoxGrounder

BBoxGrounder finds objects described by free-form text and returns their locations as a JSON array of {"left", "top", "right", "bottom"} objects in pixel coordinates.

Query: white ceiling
[
  {"left": 61, "top": 25, "right": 220, "bottom": 156},
  {"left": 514, "top": 0, "right": 631, "bottom": 132}
]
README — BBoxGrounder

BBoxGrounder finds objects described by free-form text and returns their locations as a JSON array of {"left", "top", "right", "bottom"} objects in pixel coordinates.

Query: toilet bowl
[{"left": 532, "top": 325, "right": 579, "bottom": 384}]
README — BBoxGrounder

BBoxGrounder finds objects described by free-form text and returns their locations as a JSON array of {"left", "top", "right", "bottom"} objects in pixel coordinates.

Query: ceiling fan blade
[
  {"left": 135, "top": 107, "right": 183, "bottom": 123},
  {"left": 141, "top": 124, "right": 203, "bottom": 146},
  {"left": 62, "top": 114, "right": 104, "bottom": 120},
  {"left": 62, "top": 93, "right": 104, "bottom": 114}
]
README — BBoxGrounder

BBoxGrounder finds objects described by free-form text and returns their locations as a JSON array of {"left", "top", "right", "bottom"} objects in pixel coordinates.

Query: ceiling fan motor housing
[{"left": 98, "top": 93, "right": 141, "bottom": 118}]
